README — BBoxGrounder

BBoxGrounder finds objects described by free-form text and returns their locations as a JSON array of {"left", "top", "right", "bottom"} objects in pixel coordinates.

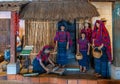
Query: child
[{"left": 77, "top": 32, "right": 90, "bottom": 72}]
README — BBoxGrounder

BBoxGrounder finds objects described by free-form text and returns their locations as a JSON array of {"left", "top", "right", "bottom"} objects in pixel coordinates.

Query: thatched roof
[
  {"left": 0, "top": 1, "right": 28, "bottom": 11},
  {"left": 20, "top": 0, "right": 99, "bottom": 21},
  {"left": 90, "top": 0, "right": 120, "bottom": 2}
]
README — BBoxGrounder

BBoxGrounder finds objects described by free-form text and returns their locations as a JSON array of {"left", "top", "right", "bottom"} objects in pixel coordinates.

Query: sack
[
  {"left": 92, "top": 47, "right": 102, "bottom": 58},
  {"left": 76, "top": 53, "right": 83, "bottom": 60}
]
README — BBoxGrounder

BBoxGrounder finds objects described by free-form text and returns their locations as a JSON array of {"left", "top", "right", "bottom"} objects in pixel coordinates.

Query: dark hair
[
  {"left": 80, "top": 32, "right": 86, "bottom": 38},
  {"left": 57, "top": 20, "right": 67, "bottom": 31},
  {"left": 88, "top": 23, "right": 91, "bottom": 28},
  {"left": 81, "top": 32, "right": 86, "bottom": 35}
]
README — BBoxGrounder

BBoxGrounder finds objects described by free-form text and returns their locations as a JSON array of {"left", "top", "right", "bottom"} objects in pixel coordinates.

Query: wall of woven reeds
[
  {"left": 24, "top": 19, "right": 89, "bottom": 53},
  {"left": 25, "top": 20, "right": 57, "bottom": 53}
]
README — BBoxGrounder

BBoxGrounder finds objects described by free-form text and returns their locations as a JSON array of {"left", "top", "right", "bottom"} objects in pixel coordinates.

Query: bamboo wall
[
  {"left": 25, "top": 20, "right": 57, "bottom": 53},
  {"left": 25, "top": 19, "right": 87, "bottom": 53}
]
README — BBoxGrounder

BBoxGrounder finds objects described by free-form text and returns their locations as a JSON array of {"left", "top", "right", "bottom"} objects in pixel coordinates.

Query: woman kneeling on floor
[{"left": 32, "top": 45, "right": 55, "bottom": 74}]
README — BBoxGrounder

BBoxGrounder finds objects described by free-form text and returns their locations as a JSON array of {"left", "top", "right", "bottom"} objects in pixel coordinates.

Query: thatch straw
[
  {"left": 20, "top": 0, "right": 99, "bottom": 20},
  {"left": 0, "top": 1, "right": 28, "bottom": 11},
  {"left": 89, "top": 0, "right": 117, "bottom": 2}
]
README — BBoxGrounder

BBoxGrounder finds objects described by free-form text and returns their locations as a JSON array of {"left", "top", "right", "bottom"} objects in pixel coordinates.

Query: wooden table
[{"left": 19, "top": 45, "right": 33, "bottom": 73}]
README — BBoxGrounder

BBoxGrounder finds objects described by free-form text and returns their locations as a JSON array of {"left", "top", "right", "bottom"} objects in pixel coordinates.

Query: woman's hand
[
  {"left": 92, "top": 43, "right": 95, "bottom": 48},
  {"left": 87, "top": 51, "right": 90, "bottom": 55},
  {"left": 66, "top": 46, "right": 69, "bottom": 50},
  {"left": 98, "top": 44, "right": 104, "bottom": 50},
  {"left": 77, "top": 49, "right": 79, "bottom": 55},
  {"left": 54, "top": 47, "right": 57, "bottom": 52},
  {"left": 98, "top": 46, "right": 102, "bottom": 50},
  {"left": 46, "top": 68, "right": 51, "bottom": 74},
  {"left": 92, "top": 39, "right": 95, "bottom": 48}
]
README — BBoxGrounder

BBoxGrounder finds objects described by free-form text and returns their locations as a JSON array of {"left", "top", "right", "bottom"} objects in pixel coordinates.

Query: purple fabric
[
  {"left": 77, "top": 38, "right": 89, "bottom": 51},
  {"left": 54, "top": 31, "right": 70, "bottom": 42},
  {"left": 54, "top": 31, "right": 72, "bottom": 46}
]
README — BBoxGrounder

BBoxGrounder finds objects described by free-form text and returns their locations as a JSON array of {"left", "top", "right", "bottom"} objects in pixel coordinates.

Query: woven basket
[
  {"left": 92, "top": 47, "right": 102, "bottom": 58},
  {"left": 76, "top": 53, "right": 83, "bottom": 60}
]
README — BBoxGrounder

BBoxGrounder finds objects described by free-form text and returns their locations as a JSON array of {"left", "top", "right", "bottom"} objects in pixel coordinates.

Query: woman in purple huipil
[
  {"left": 77, "top": 32, "right": 90, "bottom": 72},
  {"left": 54, "top": 25, "right": 72, "bottom": 67}
]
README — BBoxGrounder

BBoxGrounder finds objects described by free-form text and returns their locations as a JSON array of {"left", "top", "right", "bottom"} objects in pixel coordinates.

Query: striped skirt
[
  {"left": 78, "top": 51, "right": 89, "bottom": 69},
  {"left": 32, "top": 58, "right": 46, "bottom": 74},
  {"left": 94, "top": 47, "right": 109, "bottom": 78},
  {"left": 56, "top": 42, "right": 67, "bottom": 66}
]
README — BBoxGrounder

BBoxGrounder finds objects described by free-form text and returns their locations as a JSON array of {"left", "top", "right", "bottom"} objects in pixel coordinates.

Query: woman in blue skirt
[
  {"left": 92, "top": 20, "right": 112, "bottom": 78},
  {"left": 54, "top": 25, "right": 72, "bottom": 68},
  {"left": 32, "top": 45, "right": 55, "bottom": 74},
  {"left": 77, "top": 32, "right": 90, "bottom": 72}
]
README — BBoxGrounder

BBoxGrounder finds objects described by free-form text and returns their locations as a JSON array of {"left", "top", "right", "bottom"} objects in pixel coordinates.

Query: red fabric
[
  {"left": 36, "top": 45, "right": 53, "bottom": 62},
  {"left": 12, "top": 11, "right": 19, "bottom": 35},
  {"left": 36, "top": 51, "right": 50, "bottom": 62},
  {"left": 92, "top": 20, "right": 112, "bottom": 62}
]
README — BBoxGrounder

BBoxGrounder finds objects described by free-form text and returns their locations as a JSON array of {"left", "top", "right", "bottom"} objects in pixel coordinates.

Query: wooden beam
[
  {"left": 10, "top": 11, "right": 19, "bottom": 63},
  {"left": 0, "top": 1, "right": 28, "bottom": 11}
]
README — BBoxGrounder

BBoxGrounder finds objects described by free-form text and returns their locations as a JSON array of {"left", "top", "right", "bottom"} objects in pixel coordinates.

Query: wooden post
[
  {"left": 10, "top": 11, "right": 19, "bottom": 63},
  {"left": 112, "top": 2, "right": 120, "bottom": 67},
  {"left": 111, "top": 2, "right": 120, "bottom": 79}
]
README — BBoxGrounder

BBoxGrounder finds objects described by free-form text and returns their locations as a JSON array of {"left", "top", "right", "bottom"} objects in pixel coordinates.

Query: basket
[
  {"left": 76, "top": 53, "right": 83, "bottom": 60},
  {"left": 92, "top": 47, "right": 102, "bottom": 58}
]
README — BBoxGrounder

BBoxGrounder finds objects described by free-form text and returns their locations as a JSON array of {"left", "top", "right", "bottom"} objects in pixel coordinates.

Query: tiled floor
[
  {"left": 0, "top": 70, "right": 119, "bottom": 84},
  {"left": 6, "top": 75, "right": 120, "bottom": 84},
  {"left": 0, "top": 60, "right": 119, "bottom": 84}
]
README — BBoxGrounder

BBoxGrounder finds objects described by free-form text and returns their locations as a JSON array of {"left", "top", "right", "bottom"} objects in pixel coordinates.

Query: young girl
[
  {"left": 32, "top": 45, "right": 55, "bottom": 74},
  {"left": 54, "top": 25, "right": 71, "bottom": 68},
  {"left": 81, "top": 22, "right": 94, "bottom": 68},
  {"left": 77, "top": 32, "right": 90, "bottom": 72}
]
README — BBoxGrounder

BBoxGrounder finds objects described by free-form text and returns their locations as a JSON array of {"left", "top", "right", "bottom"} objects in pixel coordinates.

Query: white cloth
[{"left": 17, "top": 36, "right": 21, "bottom": 43}]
